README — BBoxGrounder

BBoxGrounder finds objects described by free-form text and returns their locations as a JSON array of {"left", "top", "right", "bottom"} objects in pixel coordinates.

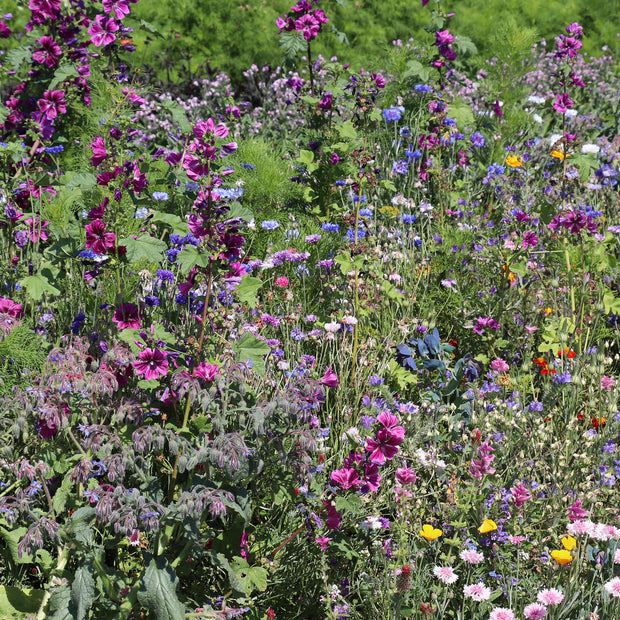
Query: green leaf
[
  {"left": 380, "top": 179, "right": 397, "bottom": 192},
  {"left": 52, "top": 475, "right": 74, "bottom": 513},
  {"left": 236, "top": 332, "right": 270, "bottom": 376},
  {"left": 336, "top": 120, "right": 358, "bottom": 140},
  {"left": 0, "top": 586, "right": 45, "bottom": 618},
  {"left": 177, "top": 246, "right": 210, "bottom": 274},
  {"left": 47, "top": 586, "right": 74, "bottom": 620},
  {"left": 402, "top": 59, "right": 431, "bottom": 83},
  {"left": 229, "top": 558, "right": 268, "bottom": 595},
  {"left": 279, "top": 31, "right": 305, "bottom": 59},
  {"left": 7, "top": 46, "right": 31, "bottom": 72},
  {"left": 159, "top": 99, "right": 191, "bottom": 134},
  {"left": 137, "top": 378, "right": 160, "bottom": 389},
  {"left": 0, "top": 107, "right": 7, "bottom": 124},
  {"left": 297, "top": 149, "right": 315, "bottom": 165},
  {"left": 236, "top": 275, "right": 263, "bottom": 308},
  {"left": 0, "top": 527, "right": 29, "bottom": 564},
  {"left": 49, "top": 65, "right": 79, "bottom": 90},
  {"left": 19, "top": 274, "right": 60, "bottom": 301},
  {"left": 450, "top": 99, "right": 475, "bottom": 129},
  {"left": 63, "top": 172, "right": 97, "bottom": 191},
  {"left": 120, "top": 234, "right": 167, "bottom": 264},
  {"left": 71, "top": 562, "right": 95, "bottom": 620},
  {"left": 226, "top": 202, "right": 253, "bottom": 223},
  {"left": 138, "top": 19, "right": 164, "bottom": 38},
  {"left": 151, "top": 211, "right": 187, "bottom": 235},
  {"left": 137, "top": 553, "right": 185, "bottom": 620}
]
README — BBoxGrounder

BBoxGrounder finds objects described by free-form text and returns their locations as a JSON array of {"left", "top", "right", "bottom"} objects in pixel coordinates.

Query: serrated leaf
[
  {"left": 336, "top": 120, "right": 358, "bottom": 140},
  {"left": 120, "top": 234, "right": 167, "bottom": 264},
  {"left": 0, "top": 586, "right": 45, "bottom": 618},
  {"left": 7, "top": 46, "right": 31, "bottom": 72},
  {"left": 63, "top": 172, "right": 97, "bottom": 191},
  {"left": 47, "top": 586, "right": 74, "bottom": 620},
  {"left": 176, "top": 246, "right": 210, "bottom": 274},
  {"left": 297, "top": 149, "right": 315, "bottom": 165},
  {"left": 137, "top": 554, "right": 185, "bottom": 620},
  {"left": 236, "top": 332, "right": 270, "bottom": 375},
  {"left": 227, "top": 202, "right": 253, "bottom": 222},
  {"left": 236, "top": 275, "right": 262, "bottom": 307},
  {"left": 49, "top": 65, "right": 79, "bottom": 90},
  {"left": 19, "top": 274, "right": 61, "bottom": 301},
  {"left": 71, "top": 562, "right": 95, "bottom": 620},
  {"left": 279, "top": 30, "right": 305, "bottom": 58},
  {"left": 402, "top": 59, "right": 431, "bottom": 83}
]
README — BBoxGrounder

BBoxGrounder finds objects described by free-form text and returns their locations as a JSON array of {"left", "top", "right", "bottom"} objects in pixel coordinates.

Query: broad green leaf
[
  {"left": 52, "top": 475, "right": 74, "bottom": 513},
  {"left": 0, "top": 107, "right": 7, "bottom": 124},
  {"left": 229, "top": 558, "right": 267, "bottom": 594},
  {"left": 137, "top": 553, "right": 185, "bottom": 620},
  {"left": 19, "top": 274, "right": 61, "bottom": 300},
  {"left": 297, "top": 149, "right": 315, "bottom": 165},
  {"left": 0, "top": 527, "right": 29, "bottom": 564},
  {"left": 177, "top": 246, "right": 210, "bottom": 274},
  {"left": 236, "top": 332, "right": 270, "bottom": 375},
  {"left": 0, "top": 586, "right": 45, "bottom": 618},
  {"left": 159, "top": 99, "right": 191, "bottom": 134},
  {"left": 151, "top": 211, "right": 187, "bottom": 235},
  {"left": 71, "top": 563, "right": 95, "bottom": 620},
  {"left": 63, "top": 172, "right": 97, "bottom": 191},
  {"left": 402, "top": 59, "right": 431, "bottom": 83},
  {"left": 337, "top": 120, "right": 358, "bottom": 140},
  {"left": 49, "top": 65, "right": 79, "bottom": 90},
  {"left": 450, "top": 99, "right": 475, "bottom": 129},
  {"left": 236, "top": 275, "right": 263, "bottom": 307},
  {"left": 227, "top": 202, "right": 254, "bottom": 223},
  {"left": 278, "top": 30, "right": 305, "bottom": 58},
  {"left": 138, "top": 19, "right": 163, "bottom": 37},
  {"left": 121, "top": 234, "right": 167, "bottom": 264},
  {"left": 47, "top": 586, "right": 74, "bottom": 620},
  {"left": 137, "top": 378, "right": 160, "bottom": 389}
]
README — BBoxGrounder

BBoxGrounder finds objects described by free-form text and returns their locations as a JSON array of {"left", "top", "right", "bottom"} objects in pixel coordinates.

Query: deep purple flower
[{"left": 32, "top": 36, "right": 62, "bottom": 67}]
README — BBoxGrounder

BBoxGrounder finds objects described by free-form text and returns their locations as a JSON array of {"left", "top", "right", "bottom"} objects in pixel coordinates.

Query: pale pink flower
[
  {"left": 601, "top": 375, "right": 616, "bottom": 390},
  {"left": 507, "top": 535, "right": 526, "bottom": 545},
  {"left": 604, "top": 577, "right": 620, "bottom": 598},
  {"left": 490, "top": 358, "right": 509, "bottom": 372},
  {"left": 523, "top": 603, "right": 547, "bottom": 619},
  {"left": 489, "top": 608, "right": 515, "bottom": 620},
  {"left": 460, "top": 549, "right": 484, "bottom": 564},
  {"left": 614, "top": 548, "right": 620, "bottom": 564},
  {"left": 463, "top": 583, "right": 491, "bottom": 601},
  {"left": 592, "top": 523, "right": 620, "bottom": 541},
  {"left": 432, "top": 566, "right": 458, "bottom": 584},
  {"left": 537, "top": 588, "right": 564, "bottom": 606},
  {"left": 566, "top": 519, "right": 595, "bottom": 536}
]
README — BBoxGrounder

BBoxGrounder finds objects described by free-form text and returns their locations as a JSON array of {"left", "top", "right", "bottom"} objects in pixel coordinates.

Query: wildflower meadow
[{"left": 1, "top": 0, "right": 620, "bottom": 618}]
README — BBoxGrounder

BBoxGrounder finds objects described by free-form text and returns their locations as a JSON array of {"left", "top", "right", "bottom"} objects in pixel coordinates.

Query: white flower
[
  {"left": 532, "top": 113, "right": 543, "bottom": 124},
  {"left": 581, "top": 143, "right": 600, "bottom": 154},
  {"left": 528, "top": 95, "right": 546, "bottom": 104},
  {"left": 324, "top": 321, "right": 340, "bottom": 333}
]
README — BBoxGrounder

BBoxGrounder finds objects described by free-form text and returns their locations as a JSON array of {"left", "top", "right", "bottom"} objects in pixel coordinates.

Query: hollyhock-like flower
[
  {"left": 24, "top": 217, "right": 49, "bottom": 243},
  {"left": 463, "top": 583, "right": 491, "bottom": 601},
  {"left": 319, "top": 366, "right": 339, "bottom": 388},
  {"left": 193, "top": 362, "right": 219, "bottom": 382},
  {"left": 38, "top": 90, "right": 66, "bottom": 120},
  {"left": 85, "top": 219, "right": 116, "bottom": 254},
  {"left": 32, "top": 36, "right": 62, "bottom": 67},
  {"left": 460, "top": 549, "right": 484, "bottom": 564},
  {"left": 510, "top": 483, "right": 532, "bottom": 508},
  {"left": 376, "top": 412, "right": 405, "bottom": 439},
  {"left": 553, "top": 93, "right": 574, "bottom": 114},
  {"left": 523, "top": 603, "right": 547, "bottom": 619},
  {"left": 323, "top": 500, "right": 342, "bottom": 530},
  {"left": 395, "top": 467, "right": 418, "bottom": 485},
  {"left": 489, "top": 609, "right": 515, "bottom": 620},
  {"left": 0, "top": 298, "right": 23, "bottom": 318},
  {"left": 433, "top": 566, "right": 458, "bottom": 584},
  {"left": 330, "top": 467, "right": 361, "bottom": 489},
  {"left": 537, "top": 589, "right": 564, "bottom": 606},
  {"left": 112, "top": 303, "right": 141, "bottom": 329},
  {"left": 363, "top": 463, "right": 381, "bottom": 492},
  {"left": 366, "top": 428, "right": 402, "bottom": 465},
  {"left": 88, "top": 14, "right": 119, "bottom": 47},
  {"left": 102, "top": 0, "right": 131, "bottom": 19},
  {"left": 133, "top": 348, "right": 168, "bottom": 380},
  {"left": 604, "top": 577, "right": 620, "bottom": 598},
  {"left": 567, "top": 499, "right": 589, "bottom": 521},
  {"left": 90, "top": 136, "right": 108, "bottom": 167}
]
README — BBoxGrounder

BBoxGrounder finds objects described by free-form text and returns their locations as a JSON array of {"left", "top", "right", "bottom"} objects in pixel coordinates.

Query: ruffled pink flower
[
  {"left": 395, "top": 467, "right": 417, "bottom": 485},
  {"left": 537, "top": 588, "right": 564, "bottom": 606},
  {"left": 85, "top": 219, "right": 116, "bottom": 254},
  {"left": 524, "top": 603, "right": 547, "bottom": 619},
  {"left": 133, "top": 348, "right": 168, "bottom": 380},
  {"left": 193, "top": 362, "right": 219, "bottom": 382},
  {"left": 32, "top": 36, "right": 62, "bottom": 67},
  {"left": 377, "top": 411, "right": 405, "bottom": 439},
  {"left": 490, "top": 358, "right": 510, "bottom": 372}
]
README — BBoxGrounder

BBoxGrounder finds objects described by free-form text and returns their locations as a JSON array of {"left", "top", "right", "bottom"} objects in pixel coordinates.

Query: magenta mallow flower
[
  {"left": 319, "top": 366, "right": 339, "bottom": 388},
  {"left": 102, "top": 0, "right": 131, "bottom": 19},
  {"left": 0, "top": 298, "right": 23, "bottom": 318},
  {"left": 112, "top": 303, "right": 141, "bottom": 330},
  {"left": 315, "top": 536, "right": 332, "bottom": 551},
  {"left": 24, "top": 216, "right": 49, "bottom": 243},
  {"left": 567, "top": 499, "right": 589, "bottom": 522},
  {"left": 395, "top": 467, "right": 418, "bottom": 485},
  {"left": 510, "top": 483, "right": 532, "bottom": 508},
  {"left": 133, "top": 348, "right": 168, "bottom": 380},
  {"left": 38, "top": 90, "right": 66, "bottom": 120},
  {"left": 193, "top": 362, "right": 219, "bottom": 382},
  {"left": 553, "top": 93, "right": 574, "bottom": 114},
  {"left": 330, "top": 467, "right": 361, "bottom": 489},
  {"left": 90, "top": 136, "right": 108, "bottom": 167},
  {"left": 88, "top": 14, "right": 119, "bottom": 47},
  {"left": 366, "top": 413, "right": 405, "bottom": 465},
  {"left": 85, "top": 219, "right": 116, "bottom": 254},
  {"left": 32, "top": 36, "right": 62, "bottom": 67}
]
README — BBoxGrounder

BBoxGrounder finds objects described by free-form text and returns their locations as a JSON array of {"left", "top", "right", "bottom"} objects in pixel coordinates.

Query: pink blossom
[
  {"left": 323, "top": 500, "right": 342, "bottom": 530},
  {"left": 274, "top": 276, "right": 289, "bottom": 288},
  {"left": 24, "top": 217, "right": 49, "bottom": 243},
  {"left": 102, "top": 0, "right": 131, "bottom": 19},
  {"left": 553, "top": 93, "right": 574, "bottom": 114},
  {"left": 567, "top": 499, "right": 589, "bottom": 522},
  {"left": 88, "top": 14, "right": 119, "bottom": 47},
  {"left": 363, "top": 463, "right": 381, "bottom": 492},
  {"left": 112, "top": 303, "right": 141, "bottom": 330},
  {"left": 377, "top": 411, "right": 405, "bottom": 439},
  {"left": 366, "top": 428, "right": 402, "bottom": 465},
  {"left": 85, "top": 219, "right": 116, "bottom": 254},
  {"left": 510, "top": 483, "right": 532, "bottom": 508},
  {"left": 90, "top": 136, "right": 108, "bottom": 167},
  {"left": 38, "top": 90, "right": 66, "bottom": 120},
  {"left": 0, "top": 298, "right": 23, "bottom": 318},
  {"left": 463, "top": 583, "right": 491, "bottom": 601},
  {"left": 507, "top": 535, "right": 526, "bottom": 545},
  {"left": 523, "top": 603, "right": 547, "bottom": 619},
  {"left": 537, "top": 588, "right": 564, "bottom": 606},
  {"left": 315, "top": 536, "right": 332, "bottom": 551},
  {"left": 489, "top": 609, "right": 515, "bottom": 620},
  {"left": 133, "top": 348, "right": 168, "bottom": 380},
  {"left": 319, "top": 366, "right": 339, "bottom": 388},
  {"left": 490, "top": 358, "right": 509, "bottom": 372},
  {"left": 395, "top": 467, "right": 418, "bottom": 485},
  {"left": 605, "top": 577, "right": 620, "bottom": 598},
  {"left": 432, "top": 566, "right": 458, "bottom": 584},
  {"left": 330, "top": 467, "right": 361, "bottom": 489},
  {"left": 193, "top": 362, "right": 219, "bottom": 382},
  {"left": 32, "top": 36, "right": 62, "bottom": 67},
  {"left": 459, "top": 549, "right": 484, "bottom": 564},
  {"left": 601, "top": 375, "right": 616, "bottom": 390}
]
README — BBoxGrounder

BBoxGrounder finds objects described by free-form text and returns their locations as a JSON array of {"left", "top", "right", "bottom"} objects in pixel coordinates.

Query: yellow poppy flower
[
  {"left": 551, "top": 549, "right": 573, "bottom": 565},
  {"left": 420, "top": 524, "right": 443, "bottom": 540},
  {"left": 505, "top": 155, "right": 523, "bottom": 168},
  {"left": 478, "top": 519, "right": 497, "bottom": 534},
  {"left": 562, "top": 536, "right": 576, "bottom": 551},
  {"left": 551, "top": 149, "right": 569, "bottom": 160}
]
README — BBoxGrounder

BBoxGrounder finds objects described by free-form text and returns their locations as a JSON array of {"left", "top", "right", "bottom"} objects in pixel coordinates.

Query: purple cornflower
[{"left": 470, "top": 131, "right": 485, "bottom": 147}]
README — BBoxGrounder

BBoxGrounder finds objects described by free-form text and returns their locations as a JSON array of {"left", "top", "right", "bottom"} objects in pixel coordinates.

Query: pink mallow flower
[
  {"left": 0, "top": 298, "right": 23, "bottom": 318},
  {"left": 330, "top": 467, "right": 361, "bottom": 489},
  {"left": 112, "top": 303, "right": 141, "bottom": 330},
  {"left": 133, "top": 348, "right": 168, "bottom": 380},
  {"left": 38, "top": 90, "right": 66, "bottom": 120},
  {"left": 24, "top": 217, "right": 49, "bottom": 243},
  {"left": 87, "top": 14, "right": 119, "bottom": 47},
  {"left": 395, "top": 467, "right": 417, "bottom": 485},
  {"left": 510, "top": 483, "right": 532, "bottom": 508},
  {"left": 319, "top": 366, "right": 339, "bottom": 388},
  {"left": 193, "top": 362, "right": 220, "bottom": 382},
  {"left": 85, "top": 219, "right": 116, "bottom": 254}
]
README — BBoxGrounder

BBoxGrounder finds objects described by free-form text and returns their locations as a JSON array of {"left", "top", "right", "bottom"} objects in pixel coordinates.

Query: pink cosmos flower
[
  {"left": 88, "top": 14, "right": 119, "bottom": 47},
  {"left": 24, "top": 217, "right": 49, "bottom": 243},
  {"left": 432, "top": 566, "right": 458, "bottom": 584},
  {"left": 489, "top": 609, "right": 515, "bottom": 620},
  {"left": 537, "top": 588, "right": 564, "bottom": 606},
  {"left": 112, "top": 303, "right": 141, "bottom": 330},
  {"left": 133, "top": 348, "right": 168, "bottom": 380},
  {"left": 523, "top": 603, "right": 547, "bottom": 619},
  {"left": 38, "top": 90, "right": 66, "bottom": 120},
  {"left": 85, "top": 219, "right": 116, "bottom": 254},
  {"left": 459, "top": 549, "right": 484, "bottom": 564},
  {"left": 605, "top": 577, "right": 620, "bottom": 598},
  {"left": 463, "top": 583, "right": 491, "bottom": 601}
]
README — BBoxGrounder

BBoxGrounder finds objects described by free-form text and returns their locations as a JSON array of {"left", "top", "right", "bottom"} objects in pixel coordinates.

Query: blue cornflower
[
  {"left": 401, "top": 213, "right": 416, "bottom": 224},
  {"left": 167, "top": 248, "right": 180, "bottom": 263},
  {"left": 71, "top": 313, "right": 86, "bottom": 335},
  {"left": 152, "top": 191, "right": 169, "bottom": 201},
  {"left": 405, "top": 148, "right": 422, "bottom": 161},
  {"left": 134, "top": 207, "right": 149, "bottom": 218},
  {"left": 217, "top": 187, "right": 244, "bottom": 200},
  {"left": 144, "top": 295, "right": 160, "bottom": 306},
  {"left": 46, "top": 145, "right": 64, "bottom": 153},
  {"left": 470, "top": 131, "right": 485, "bottom": 147},
  {"left": 399, "top": 125, "right": 411, "bottom": 138},
  {"left": 368, "top": 374, "right": 384, "bottom": 385},
  {"left": 156, "top": 269, "right": 175, "bottom": 282},
  {"left": 321, "top": 223, "right": 340, "bottom": 233},
  {"left": 175, "top": 294, "right": 188, "bottom": 305},
  {"left": 382, "top": 106, "right": 404, "bottom": 121},
  {"left": 528, "top": 401, "right": 544, "bottom": 411},
  {"left": 261, "top": 219, "right": 280, "bottom": 231},
  {"left": 393, "top": 159, "right": 408, "bottom": 175},
  {"left": 185, "top": 181, "right": 200, "bottom": 192},
  {"left": 414, "top": 84, "right": 431, "bottom": 93},
  {"left": 444, "top": 117, "right": 457, "bottom": 127},
  {"left": 241, "top": 162, "right": 256, "bottom": 170},
  {"left": 334, "top": 180, "right": 346, "bottom": 187},
  {"left": 487, "top": 163, "right": 505, "bottom": 177},
  {"left": 344, "top": 227, "right": 366, "bottom": 242},
  {"left": 359, "top": 208, "right": 373, "bottom": 217},
  {"left": 290, "top": 328, "right": 307, "bottom": 341}
]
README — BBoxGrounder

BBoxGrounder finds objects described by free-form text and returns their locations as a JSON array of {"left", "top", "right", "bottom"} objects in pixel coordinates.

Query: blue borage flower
[{"left": 261, "top": 219, "right": 279, "bottom": 230}]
